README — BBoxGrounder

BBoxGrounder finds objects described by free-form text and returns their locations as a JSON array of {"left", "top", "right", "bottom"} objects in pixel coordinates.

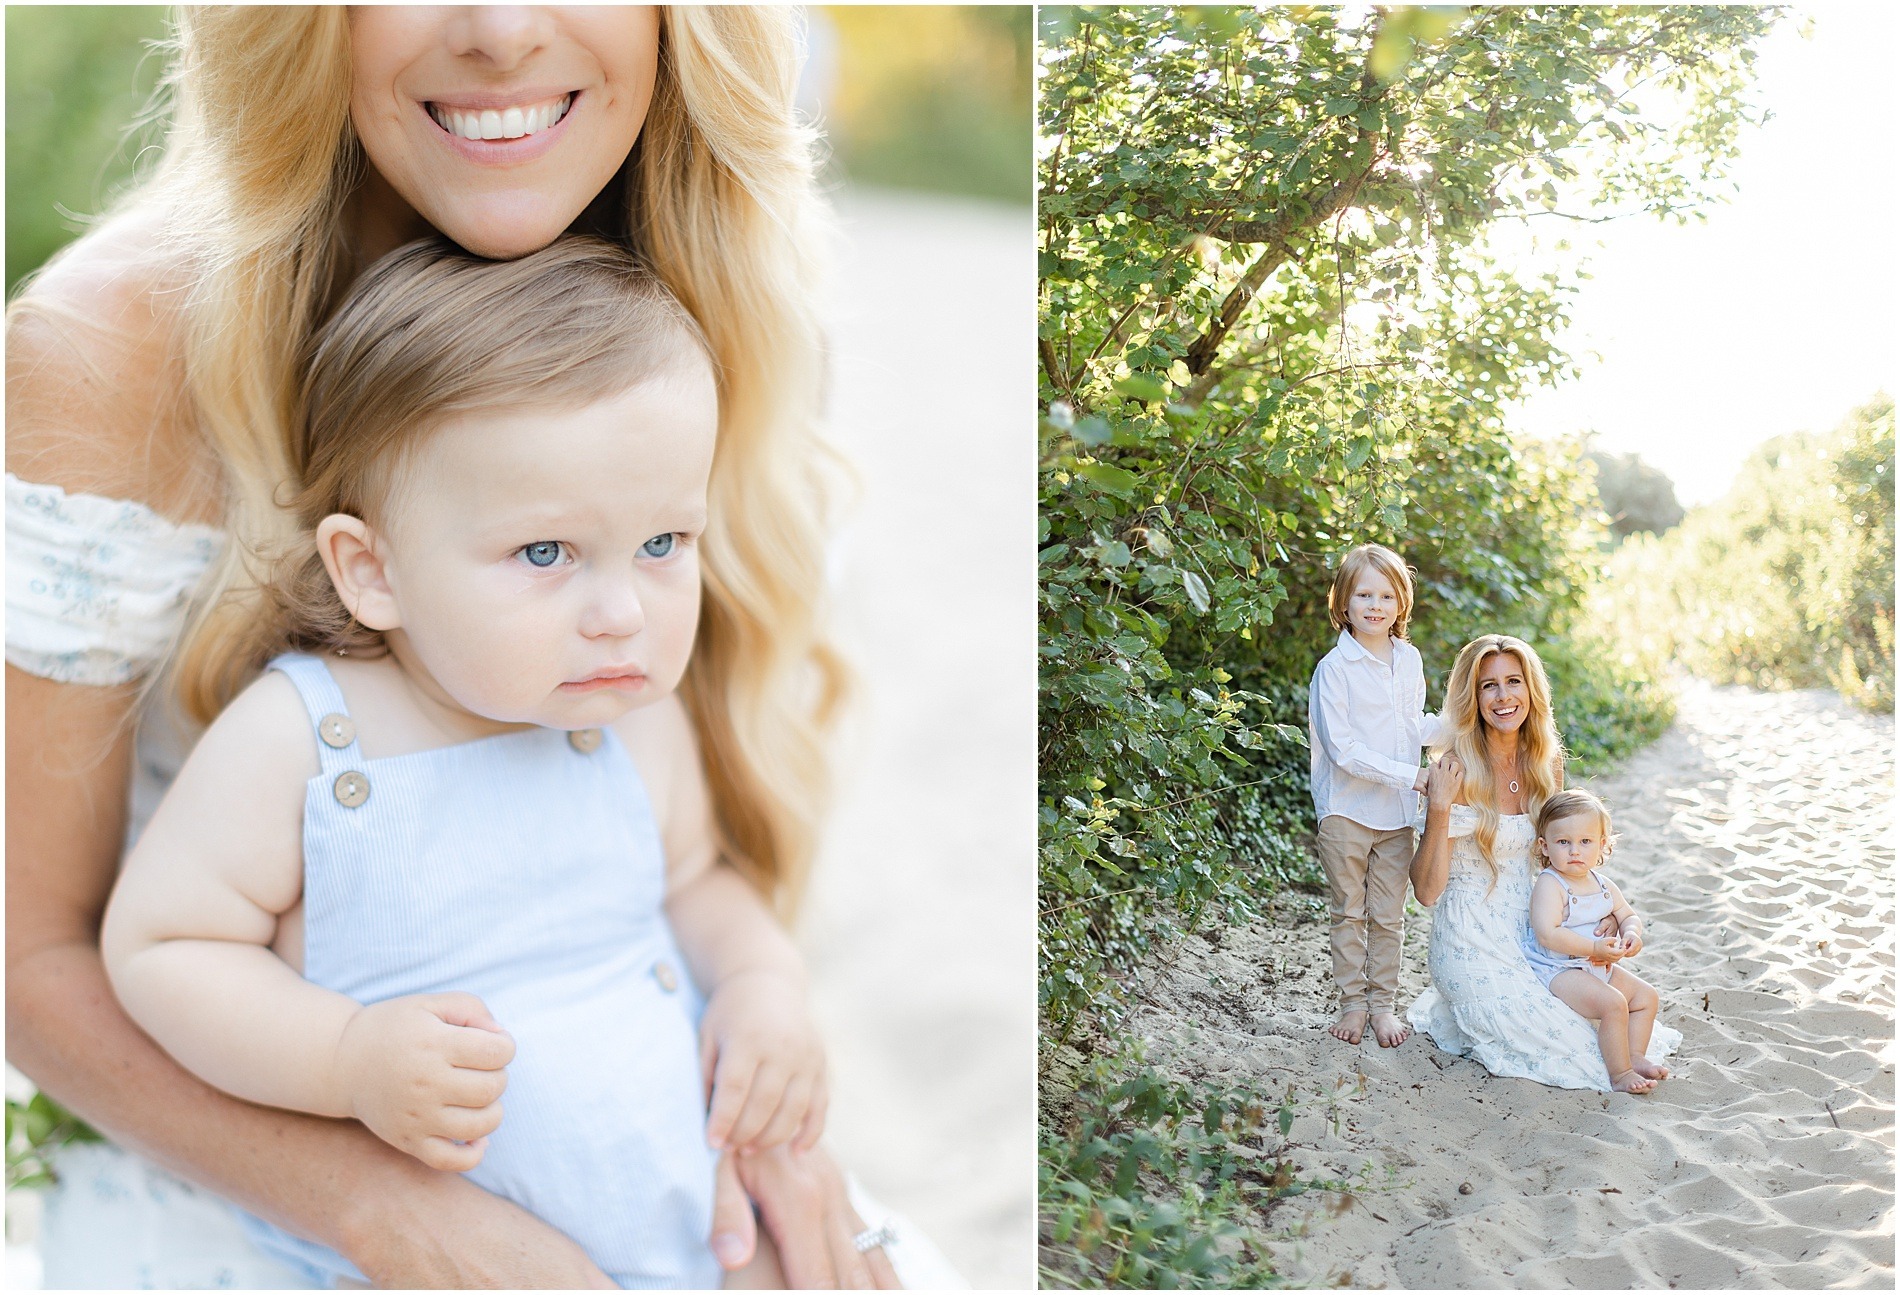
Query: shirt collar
[{"left": 1336, "top": 627, "right": 1401, "bottom": 664}]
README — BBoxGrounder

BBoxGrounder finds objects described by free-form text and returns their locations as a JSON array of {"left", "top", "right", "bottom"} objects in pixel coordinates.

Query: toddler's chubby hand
[
  {"left": 334, "top": 992, "right": 514, "bottom": 1172},
  {"left": 1590, "top": 935, "right": 1630, "bottom": 964},
  {"left": 699, "top": 972, "right": 828, "bottom": 1155}
]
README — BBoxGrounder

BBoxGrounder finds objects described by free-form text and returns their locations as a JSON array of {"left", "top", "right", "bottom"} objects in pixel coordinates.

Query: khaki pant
[{"left": 1316, "top": 815, "right": 1414, "bottom": 1014}]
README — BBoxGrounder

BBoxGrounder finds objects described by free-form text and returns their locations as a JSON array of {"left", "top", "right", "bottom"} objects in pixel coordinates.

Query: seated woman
[{"left": 1405, "top": 634, "right": 1680, "bottom": 1091}]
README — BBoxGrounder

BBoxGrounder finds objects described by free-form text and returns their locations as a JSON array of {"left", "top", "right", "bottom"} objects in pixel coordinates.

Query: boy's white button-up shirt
[{"left": 1307, "top": 629, "right": 1444, "bottom": 831}]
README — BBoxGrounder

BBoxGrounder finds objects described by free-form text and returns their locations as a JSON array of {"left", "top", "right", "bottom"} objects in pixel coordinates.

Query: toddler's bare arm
[
  {"left": 618, "top": 696, "right": 827, "bottom": 1153},
  {"left": 102, "top": 672, "right": 509, "bottom": 1171}
]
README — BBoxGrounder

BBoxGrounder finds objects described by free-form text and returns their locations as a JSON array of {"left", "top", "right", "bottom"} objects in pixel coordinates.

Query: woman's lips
[
  {"left": 559, "top": 672, "right": 647, "bottom": 695},
  {"left": 420, "top": 89, "right": 578, "bottom": 164}
]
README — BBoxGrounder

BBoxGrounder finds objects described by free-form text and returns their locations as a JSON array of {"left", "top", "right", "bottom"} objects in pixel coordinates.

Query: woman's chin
[{"left": 423, "top": 199, "right": 588, "bottom": 261}]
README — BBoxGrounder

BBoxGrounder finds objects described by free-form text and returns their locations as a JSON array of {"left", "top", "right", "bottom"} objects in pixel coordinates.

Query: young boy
[{"left": 1307, "top": 543, "right": 1441, "bottom": 1047}]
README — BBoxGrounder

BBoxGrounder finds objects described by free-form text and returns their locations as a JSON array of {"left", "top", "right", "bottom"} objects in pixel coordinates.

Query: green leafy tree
[
  {"left": 1038, "top": 5, "right": 1776, "bottom": 1038},
  {"left": 1602, "top": 395, "right": 1895, "bottom": 709},
  {"left": 1588, "top": 445, "right": 1686, "bottom": 541}
]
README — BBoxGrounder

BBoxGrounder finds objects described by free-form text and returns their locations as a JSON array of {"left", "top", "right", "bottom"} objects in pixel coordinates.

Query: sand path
[
  {"left": 801, "top": 188, "right": 1036, "bottom": 1289},
  {"left": 1125, "top": 682, "right": 1893, "bottom": 1288}
]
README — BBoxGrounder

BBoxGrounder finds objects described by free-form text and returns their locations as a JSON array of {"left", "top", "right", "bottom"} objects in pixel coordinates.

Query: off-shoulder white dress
[
  {"left": 7, "top": 473, "right": 959, "bottom": 1289},
  {"left": 1405, "top": 804, "right": 1681, "bottom": 1091}
]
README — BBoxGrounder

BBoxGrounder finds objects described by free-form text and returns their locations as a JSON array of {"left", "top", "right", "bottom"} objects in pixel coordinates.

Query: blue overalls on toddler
[
  {"left": 1521, "top": 866, "right": 1618, "bottom": 990},
  {"left": 242, "top": 654, "right": 720, "bottom": 1289}
]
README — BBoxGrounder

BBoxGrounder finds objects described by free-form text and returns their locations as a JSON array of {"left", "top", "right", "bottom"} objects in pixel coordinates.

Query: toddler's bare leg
[
  {"left": 1549, "top": 969, "right": 1653, "bottom": 1094},
  {"left": 1609, "top": 966, "right": 1668, "bottom": 1080},
  {"left": 722, "top": 1229, "right": 787, "bottom": 1289}
]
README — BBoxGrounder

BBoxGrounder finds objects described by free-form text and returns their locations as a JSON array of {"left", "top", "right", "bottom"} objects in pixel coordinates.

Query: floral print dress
[{"left": 1406, "top": 806, "right": 1681, "bottom": 1091}]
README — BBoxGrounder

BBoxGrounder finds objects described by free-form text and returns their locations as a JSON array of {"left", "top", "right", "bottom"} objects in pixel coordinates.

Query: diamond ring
[{"left": 851, "top": 1222, "right": 897, "bottom": 1253}]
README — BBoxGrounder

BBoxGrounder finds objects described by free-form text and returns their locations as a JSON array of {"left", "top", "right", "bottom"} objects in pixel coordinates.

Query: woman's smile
[{"left": 560, "top": 669, "right": 648, "bottom": 695}]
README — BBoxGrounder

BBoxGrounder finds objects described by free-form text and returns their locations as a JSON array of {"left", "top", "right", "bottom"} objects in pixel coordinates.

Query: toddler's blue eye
[
  {"left": 521, "top": 541, "right": 564, "bottom": 568},
  {"left": 643, "top": 533, "right": 677, "bottom": 558}
]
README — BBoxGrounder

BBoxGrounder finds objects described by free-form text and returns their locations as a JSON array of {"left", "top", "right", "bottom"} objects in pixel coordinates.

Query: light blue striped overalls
[{"left": 242, "top": 654, "right": 720, "bottom": 1289}]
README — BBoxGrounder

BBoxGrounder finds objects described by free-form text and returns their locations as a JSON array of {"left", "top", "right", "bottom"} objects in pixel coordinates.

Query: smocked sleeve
[{"left": 6, "top": 473, "right": 224, "bottom": 686}]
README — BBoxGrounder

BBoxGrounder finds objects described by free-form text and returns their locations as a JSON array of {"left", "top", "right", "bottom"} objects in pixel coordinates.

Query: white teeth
[{"left": 430, "top": 94, "right": 573, "bottom": 142}]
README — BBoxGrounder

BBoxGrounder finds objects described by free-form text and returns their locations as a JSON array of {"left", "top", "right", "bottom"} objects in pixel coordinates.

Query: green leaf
[
  {"left": 1113, "top": 373, "right": 1171, "bottom": 402},
  {"left": 1098, "top": 541, "right": 1132, "bottom": 568},
  {"left": 1076, "top": 462, "right": 1139, "bottom": 496}
]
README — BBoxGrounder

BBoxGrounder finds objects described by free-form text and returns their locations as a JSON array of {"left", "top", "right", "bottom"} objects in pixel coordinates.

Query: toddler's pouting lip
[{"left": 560, "top": 667, "right": 647, "bottom": 695}]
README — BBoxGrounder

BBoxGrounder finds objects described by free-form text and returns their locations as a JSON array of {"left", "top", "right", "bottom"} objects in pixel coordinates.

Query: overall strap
[{"left": 267, "top": 652, "right": 362, "bottom": 778}]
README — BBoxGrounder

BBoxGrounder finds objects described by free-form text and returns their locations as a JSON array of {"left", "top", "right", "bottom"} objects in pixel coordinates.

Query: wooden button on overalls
[
  {"left": 568, "top": 728, "right": 603, "bottom": 754},
  {"left": 652, "top": 960, "right": 680, "bottom": 993},
  {"left": 333, "top": 771, "right": 370, "bottom": 807},
  {"left": 318, "top": 713, "right": 356, "bottom": 748}
]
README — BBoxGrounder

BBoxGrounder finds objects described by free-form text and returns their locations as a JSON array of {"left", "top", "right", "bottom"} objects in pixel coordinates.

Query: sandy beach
[{"left": 1119, "top": 682, "right": 1893, "bottom": 1288}]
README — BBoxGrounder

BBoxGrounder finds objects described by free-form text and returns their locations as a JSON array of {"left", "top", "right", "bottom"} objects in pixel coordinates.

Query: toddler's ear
[{"left": 316, "top": 514, "right": 402, "bottom": 632}]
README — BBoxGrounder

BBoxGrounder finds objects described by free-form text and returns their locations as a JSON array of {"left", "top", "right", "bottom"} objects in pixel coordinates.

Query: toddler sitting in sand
[{"left": 1523, "top": 790, "right": 1670, "bottom": 1093}]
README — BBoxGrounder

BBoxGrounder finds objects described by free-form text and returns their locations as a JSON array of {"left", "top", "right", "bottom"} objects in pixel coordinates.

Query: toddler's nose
[{"left": 580, "top": 577, "right": 645, "bottom": 639}]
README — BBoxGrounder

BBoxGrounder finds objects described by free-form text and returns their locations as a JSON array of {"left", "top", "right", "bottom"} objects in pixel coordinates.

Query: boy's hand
[
  {"left": 699, "top": 972, "right": 828, "bottom": 1154},
  {"left": 335, "top": 992, "right": 514, "bottom": 1172},
  {"left": 1412, "top": 767, "right": 1430, "bottom": 794}
]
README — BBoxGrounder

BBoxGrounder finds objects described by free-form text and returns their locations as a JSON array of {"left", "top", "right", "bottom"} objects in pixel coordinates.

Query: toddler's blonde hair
[
  {"left": 1533, "top": 789, "right": 1616, "bottom": 864},
  {"left": 1327, "top": 543, "right": 1415, "bottom": 639},
  {"left": 261, "top": 235, "right": 708, "bottom": 658}
]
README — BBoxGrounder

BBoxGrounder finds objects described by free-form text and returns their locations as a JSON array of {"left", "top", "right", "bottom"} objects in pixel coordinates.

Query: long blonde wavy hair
[
  {"left": 64, "top": 8, "right": 845, "bottom": 911},
  {"left": 1436, "top": 634, "right": 1566, "bottom": 888}
]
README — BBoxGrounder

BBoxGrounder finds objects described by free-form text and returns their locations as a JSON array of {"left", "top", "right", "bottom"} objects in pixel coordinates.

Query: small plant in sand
[{"left": 1040, "top": 1055, "right": 1365, "bottom": 1288}]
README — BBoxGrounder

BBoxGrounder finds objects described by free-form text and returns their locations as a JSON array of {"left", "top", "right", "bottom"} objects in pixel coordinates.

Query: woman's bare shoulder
[{"left": 6, "top": 207, "right": 212, "bottom": 522}]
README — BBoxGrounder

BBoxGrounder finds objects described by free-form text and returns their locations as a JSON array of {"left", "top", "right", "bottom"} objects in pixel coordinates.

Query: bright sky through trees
[{"left": 1508, "top": 4, "right": 1897, "bottom": 506}]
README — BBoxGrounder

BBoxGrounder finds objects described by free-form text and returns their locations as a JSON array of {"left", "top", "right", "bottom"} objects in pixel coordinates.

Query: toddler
[
  {"left": 1523, "top": 789, "right": 1669, "bottom": 1094},
  {"left": 103, "top": 237, "right": 825, "bottom": 1288},
  {"left": 1307, "top": 543, "right": 1442, "bottom": 1048}
]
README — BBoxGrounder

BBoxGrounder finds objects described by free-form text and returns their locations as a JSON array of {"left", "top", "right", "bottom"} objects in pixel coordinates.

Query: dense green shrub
[
  {"left": 1037, "top": 5, "right": 1772, "bottom": 1043},
  {"left": 1599, "top": 396, "right": 1894, "bottom": 710}
]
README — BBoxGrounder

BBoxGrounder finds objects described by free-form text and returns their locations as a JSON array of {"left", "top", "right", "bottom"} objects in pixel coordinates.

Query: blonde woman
[
  {"left": 7, "top": 8, "right": 898, "bottom": 1287},
  {"left": 1404, "top": 636, "right": 1681, "bottom": 1091}
]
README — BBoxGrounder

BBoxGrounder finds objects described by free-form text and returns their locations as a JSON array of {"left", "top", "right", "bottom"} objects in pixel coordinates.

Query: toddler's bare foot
[
  {"left": 1609, "top": 1068, "right": 1656, "bottom": 1094},
  {"left": 1329, "top": 1009, "right": 1366, "bottom": 1045},
  {"left": 1631, "top": 1055, "right": 1670, "bottom": 1081},
  {"left": 1369, "top": 1011, "right": 1411, "bottom": 1048}
]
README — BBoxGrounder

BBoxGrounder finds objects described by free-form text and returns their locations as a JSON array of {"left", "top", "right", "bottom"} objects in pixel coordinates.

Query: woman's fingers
[
  {"left": 708, "top": 1151, "right": 758, "bottom": 1271},
  {"left": 826, "top": 1203, "right": 878, "bottom": 1291}
]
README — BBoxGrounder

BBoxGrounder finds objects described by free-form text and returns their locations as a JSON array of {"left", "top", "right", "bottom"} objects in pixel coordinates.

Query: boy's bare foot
[
  {"left": 1369, "top": 1011, "right": 1411, "bottom": 1048},
  {"left": 1609, "top": 1068, "right": 1656, "bottom": 1094},
  {"left": 1329, "top": 1009, "right": 1366, "bottom": 1045},
  {"left": 1631, "top": 1055, "right": 1670, "bottom": 1081}
]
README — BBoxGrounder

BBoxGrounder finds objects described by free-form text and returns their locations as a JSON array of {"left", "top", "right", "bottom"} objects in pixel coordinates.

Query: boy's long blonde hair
[
  {"left": 1327, "top": 543, "right": 1414, "bottom": 640},
  {"left": 1438, "top": 634, "right": 1565, "bottom": 887},
  {"left": 61, "top": 8, "right": 844, "bottom": 911}
]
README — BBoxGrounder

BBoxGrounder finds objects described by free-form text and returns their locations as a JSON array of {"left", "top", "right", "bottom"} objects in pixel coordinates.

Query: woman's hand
[
  {"left": 1425, "top": 753, "right": 1465, "bottom": 810},
  {"left": 341, "top": 1163, "right": 616, "bottom": 1289},
  {"left": 712, "top": 1145, "right": 902, "bottom": 1289}
]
